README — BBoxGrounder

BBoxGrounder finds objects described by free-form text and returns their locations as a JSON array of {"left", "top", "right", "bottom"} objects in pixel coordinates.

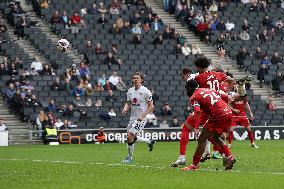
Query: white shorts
[{"left": 127, "top": 118, "right": 147, "bottom": 135}]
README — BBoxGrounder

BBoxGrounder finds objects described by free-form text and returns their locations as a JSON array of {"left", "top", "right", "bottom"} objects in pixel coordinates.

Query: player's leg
[
  {"left": 182, "top": 128, "right": 213, "bottom": 171},
  {"left": 122, "top": 121, "right": 138, "bottom": 163},
  {"left": 246, "top": 126, "right": 258, "bottom": 148},
  {"left": 228, "top": 127, "right": 235, "bottom": 148},
  {"left": 200, "top": 139, "right": 211, "bottom": 162},
  {"left": 134, "top": 119, "right": 156, "bottom": 151}
]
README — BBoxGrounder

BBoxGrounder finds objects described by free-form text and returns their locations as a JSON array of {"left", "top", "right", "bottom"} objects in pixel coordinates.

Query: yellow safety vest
[{"left": 46, "top": 128, "right": 57, "bottom": 136}]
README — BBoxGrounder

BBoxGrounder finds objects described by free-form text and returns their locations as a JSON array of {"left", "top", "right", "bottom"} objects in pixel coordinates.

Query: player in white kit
[{"left": 121, "top": 72, "right": 156, "bottom": 163}]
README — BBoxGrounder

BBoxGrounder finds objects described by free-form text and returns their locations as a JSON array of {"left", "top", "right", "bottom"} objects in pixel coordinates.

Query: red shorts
[
  {"left": 185, "top": 112, "right": 208, "bottom": 128},
  {"left": 231, "top": 116, "right": 250, "bottom": 127},
  {"left": 203, "top": 113, "right": 233, "bottom": 134}
]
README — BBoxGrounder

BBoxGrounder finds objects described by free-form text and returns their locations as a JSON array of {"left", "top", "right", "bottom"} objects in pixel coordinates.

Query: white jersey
[{"left": 127, "top": 85, "right": 152, "bottom": 121}]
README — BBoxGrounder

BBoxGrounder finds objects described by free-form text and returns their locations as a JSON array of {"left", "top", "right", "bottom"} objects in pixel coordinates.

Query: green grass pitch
[{"left": 0, "top": 140, "right": 284, "bottom": 189}]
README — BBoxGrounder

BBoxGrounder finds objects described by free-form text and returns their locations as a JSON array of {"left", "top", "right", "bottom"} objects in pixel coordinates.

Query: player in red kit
[
  {"left": 228, "top": 97, "right": 258, "bottom": 148},
  {"left": 182, "top": 80, "right": 236, "bottom": 171}
]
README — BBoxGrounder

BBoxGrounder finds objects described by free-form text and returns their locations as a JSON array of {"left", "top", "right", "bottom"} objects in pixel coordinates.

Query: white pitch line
[{"left": 0, "top": 158, "right": 284, "bottom": 175}]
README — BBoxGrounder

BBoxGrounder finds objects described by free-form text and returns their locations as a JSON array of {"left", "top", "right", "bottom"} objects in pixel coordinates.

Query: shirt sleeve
[
  {"left": 126, "top": 89, "right": 130, "bottom": 102},
  {"left": 145, "top": 88, "right": 153, "bottom": 102}
]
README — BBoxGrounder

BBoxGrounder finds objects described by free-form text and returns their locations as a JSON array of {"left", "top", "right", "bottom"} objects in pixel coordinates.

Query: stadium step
[
  {"left": 9, "top": 140, "right": 42, "bottom": 145},
  {"left": 145, "top": 0, "right": 284, "bottom": 110}
]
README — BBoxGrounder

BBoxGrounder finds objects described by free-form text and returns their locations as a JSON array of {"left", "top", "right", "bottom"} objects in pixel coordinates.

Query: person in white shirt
[
  {"left": 108, "top": 71, "right": 120, "bottom": 86},
  {"left": 159, "top": 120, "right": 169, "bottom": 129},
  {"left": 191, "top": 44, "right": 201, "bottom": 55},
  {"left": 225, "top": 20, "right": 235, "bottom": 31},
  {"left": 145, "top": 111, "right": 158, "bottom": 126},
  {"left": 181, "top": 43, "right": 191, "bottom": 56},
  {"left": 54, "top": 119, "right": 64, "bottom": 130},
  {"left": 108, "top": 108, "right": 117, "bottom": 117},
  {"left": 30, "top": 57, "right": 43, "bottom": 71},
  {"left": 121, "top": 72, "right": 155, "bottom": 163},
  {"left": 0, "top": 119, "right": 7, "bottom": 131}
]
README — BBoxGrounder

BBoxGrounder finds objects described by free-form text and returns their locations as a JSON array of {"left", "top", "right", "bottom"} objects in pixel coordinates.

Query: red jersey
[
  {"left": 231, "top": 99, "right": 247, "bottom": 117},
  {"left": 195, "top": 71, "right": 227, "bottom": 92},
  {"left": 190, "top": 88, "right": 231, "bottom": 128}
]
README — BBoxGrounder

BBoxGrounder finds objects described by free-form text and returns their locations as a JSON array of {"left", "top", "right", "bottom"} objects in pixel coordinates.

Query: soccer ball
[{"left": 57, "top": 39, "right": 70, "bottom": 52}]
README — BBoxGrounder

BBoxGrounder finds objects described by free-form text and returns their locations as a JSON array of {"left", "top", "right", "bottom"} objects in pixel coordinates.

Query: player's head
[
  {"left": 185, "top": 79, "right": 199, "bottom": 97},
  {"left": 180, "top": 67, "right": 193, "bottom": 81},
  {"left": 132, "top": 72, "right": 144, "bottom": 86},
  {"left": 194, "top": 57, "right": 211, "bottom": 72}
]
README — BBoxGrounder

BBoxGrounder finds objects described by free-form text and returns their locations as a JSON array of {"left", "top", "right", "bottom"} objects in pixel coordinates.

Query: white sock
[
  {"left": 205, "top": 140, "right": 211, "bottom": 154},
  {"left": 136, "top": 136, "right": 151, "bottom": 144},
  {"left": 179, "top": 155, "right": 186, "bottom": 160},
  {"left": 127, "top": 143, "right": 135, "bottom": 158}
]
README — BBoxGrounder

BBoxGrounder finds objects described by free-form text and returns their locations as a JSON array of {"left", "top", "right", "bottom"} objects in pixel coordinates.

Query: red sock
[
  {"left": 248, "top": 130, "right": 254, "bottom": 144},
  {"left": 220, "top": 144, "right": 231, "bottom": 157},
  {"left": 193, "top": 154, "right": 202, "bottom": 166},
  {"left": 228, "top": 131, "right": 233, "bottom": 144},
  {"left": 213, "top": 145, "right": 218, "bottom": 152},
  {"left": 179, "top": 126, "right": 190, "bottom": 155}
]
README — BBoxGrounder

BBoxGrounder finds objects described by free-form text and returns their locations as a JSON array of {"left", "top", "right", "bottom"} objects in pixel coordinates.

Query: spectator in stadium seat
[
  {"left": 171, "top": 117, "right": 180, "bottom": 127},
  {"left": 85, "top": 84, "right": 95, "bottom": 97},
  {"left": 272, "top": 72, "right": 284, "bottom": 94},
  {"left": 131, "top": 23, "right": 142, "bottom": 35},
  {"left": 95, "top": 99, "right": 103, "bottom": 109},
  {"left": 15, "top": 16, "right": 29, "bottom": 38},
  {"left": 67, "top": 64, "right": 80, "bottom": 83},
  {"left": 50, "top": 77, "right": 64, "bottom": 90},
  {"left": 98, "top": 2, "right": 107, "bottom": 14},
  {"left": 132, "top": 34, "right": 142, "bottom": 44},
  {"left": 72, "top": 94, "right": 85, "bottom": 107},
  {"left": 266, "top": 95, "right": 276, "bottom": 112},
  {"left": 72, "top": 83, "right": 85, "bottom": 97},
  {"left": 104, "top": 79, "right": 115, "bottom": 91},
  {"left": 63, "top": 78, "right": 74, "bottom": 93},
  {"left": 153, "top": 34, "right": 163, "bottom": 46},
  {"left": 271, "top": 53, "right": 283, "bottom": 65},
  {"left": 108, "top": 108, "right": 117, "bottom": 117},
  {"left": 3, "top": 83, "right": 15, "bottom": 102},
  {"left": 121, "top": 21, "right": 131, "bottom": 34},
  {"left": 41, "top": 64, "right": 53, "bottom": 75},
  {"left": 262, "top": 15, "right": 273, "bottom": 29},
  {"left": 177, "top": 32, "right": 186, "bottom": 45},
  {"left": 225, "top": 20, "right": 235, "bottom": 32},
  {"left": 218, "top": 1, "right": 227, "bottom": 12},
  {"left": 174, "top": 43, "right": 182, "bottom": 55},
  {"left": 30, "top": 57, "right": 43, "bottom": 72},
  {"left": 30, "top": 68, "right": 39, "bottom": 76},
  {"left": 0, "top": 63, "right": 8, "bottom": 75},
  {"left": 181, "top": 43, "right": 191, "bottom": 56},
  {"left": 151, "top": 18, "right": 162, "bottom": 32},
  {"left": 50, "top": 11, "right": 61, "bottom": 25},
  {"left": 195, "top": 10, "right": 205, "bottom": 23},
  {"left": 159, "top": 119, "right": 169, "bottom": 128},
  {"left": 145, "top": 111, "right": 158, "bottom": 126},
  {"left": 95, "top": 43, "right": 106, "bottom": 55},
  {"left": 80, "top": 7, "right": 88, "bottom": 18},
  {"left": 249, "top": 2, "right": 259, "bottom": 12},
  {"left": 61, "top": 11, "right": 70, "bottom": 28},
  {"left": 94, "top": 82, "right": 104, "bottom": 91},
  {"left": 8, "top": 63, "right": 19, "bottom": 76},
  {"left": 79, "top": 63, "right": 90, "bottom": 80},
  {"left": 63, "top": 104, "right": 75, "bottom": 118},
  {"left": 257, "top": 29, "right": 268, "bottom": 43},
  {"left": 108, "top": 71, "right": 120, "bottom": 87},
  {"left": 162, "top": 26, "right": 173, "bottom": 39},
  {"left": 143, "top": 23, "right": 150, "bottom": 33},
  {"left": 97, "top": 13, "right": 108, "bottom": 25},
  {"left": 110, "top": 0, "right": 120, "bottom": 14},
  {"left": 191, "top": 44, "right": 201, "bottom": 55},
  {"left": 41, "top": 115, "right": 52, "bottom": 131},
  {"left": 257, "top": 64, "right": 269, "bottom": 84},
  {"left": 105, "top": 90, "right": 117, "bottom": 102},
  {"left": 31, "top": 95, "right": 41, "bottom": 107},
  {"left": 89, "top": 3, "right": 98, "bottom": 15},
  {"left": 160, "top": 102, "right": 172, "bottom": 116},
  {"left": 260, "top": 55, "right": 271, "bottom": 66},
  {"left": 46, "top": 99, "right": 57, "bottom": 113},
  {"left": 97, "top": 73, "right": 106, "bottom": 86},
  {"left": 240, "top": 30, "right": 250, "bottom": 41},
  {"left": 268, "top": 28, "right": 276, "bottom": 40},
  {"left": 130, "top": 12, "right": 141, "bottom": 26},
  {"left": 275, "top": 18, "right": 284, "bottom": 31},
  {"left": 70, "top": 12, "right": 81, "bottom": 34},
  {"left": 36, "top": 110, "right": 45, "bottom": 131},
  {"left": 104, "top": 52, "right": 121, "bottom": 70},
  {"left": 254, "top": 46, "right": 265, "bottom": 60},
  {"left": 54, "top": 118, "right": 64, "bottom": 130},
  {"left": 236, "top": 47, "right": 249, "bottom": 67},
  {"left": 85, "top": 98, "right": 93, "bottom": 107}
]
